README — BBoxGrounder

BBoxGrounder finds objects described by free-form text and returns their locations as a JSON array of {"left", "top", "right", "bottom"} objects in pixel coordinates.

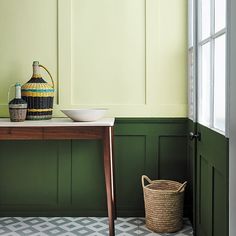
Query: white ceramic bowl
[{"left": 61, "top": 109, "right": 108, "bottom": 122}]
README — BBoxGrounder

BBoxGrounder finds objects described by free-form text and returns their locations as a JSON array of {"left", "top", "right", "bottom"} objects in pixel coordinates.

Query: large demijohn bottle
[{"left": 21, "top": 61, "right": 54, "bottom": 120}]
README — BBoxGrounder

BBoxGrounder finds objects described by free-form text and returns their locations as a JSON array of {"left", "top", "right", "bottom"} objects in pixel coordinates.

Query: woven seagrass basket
[
  {"left": 21, "top": 61, "right": 54, "bottom": 120},
  {"left": 142, "top": 175, "right": 187, "bottom": 233}
]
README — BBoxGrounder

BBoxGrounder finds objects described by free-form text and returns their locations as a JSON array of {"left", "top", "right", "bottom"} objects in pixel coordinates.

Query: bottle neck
[
  {"left": 33, "top": 65, "right": 41, "bottom": 78},
  {"left": 15, "top": 84, "right": 21, "bottom": 99}
]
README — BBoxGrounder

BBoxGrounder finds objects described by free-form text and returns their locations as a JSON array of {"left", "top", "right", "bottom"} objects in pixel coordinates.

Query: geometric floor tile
[
  {"left": 15, "top": 227, "right": 39, "bottom": 235},
  {"left": 22, "top": 218, "right": 46, "bottom": 226},
  {"left": 0, "top": 217, "right": 193, "bottom": 235}
]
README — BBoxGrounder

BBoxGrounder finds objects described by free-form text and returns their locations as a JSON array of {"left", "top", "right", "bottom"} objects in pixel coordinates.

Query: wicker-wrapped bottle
[
  {"left": 21, "top": 61, "right": 54, "bottom": 120},
  {"left": 8, "top": 83, "right": 27, "bottom": 122}
]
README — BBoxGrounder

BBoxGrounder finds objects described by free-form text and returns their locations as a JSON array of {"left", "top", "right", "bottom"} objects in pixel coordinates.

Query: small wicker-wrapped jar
[
  {"left": 142, "top": 175, "right": 187, "bottom": 233},
  {"left": 8, "top": 83, "right": 27, "bottom": 122},
  {"left": 21, "top": 61, "right": 54, "bottom": 120}
]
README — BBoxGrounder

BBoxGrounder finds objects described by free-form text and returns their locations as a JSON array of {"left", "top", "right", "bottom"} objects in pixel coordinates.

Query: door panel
[
  {"left": 213, "top": 169, "right": 227, "bottom": 236},
  {"left": 198, "top": 155, "right": 212, "bottom": 236},
  {"left": 196, "top": 124, "right": 228, "bottom": 236}
]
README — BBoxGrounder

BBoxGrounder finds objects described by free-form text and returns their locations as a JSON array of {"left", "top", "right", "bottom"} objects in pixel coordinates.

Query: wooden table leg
[
  {"left": 111, "top": 127, "right": 117, "bottom": 220},
  {"left": 103, "top": 126, "right": 115, "bottom": 236}
]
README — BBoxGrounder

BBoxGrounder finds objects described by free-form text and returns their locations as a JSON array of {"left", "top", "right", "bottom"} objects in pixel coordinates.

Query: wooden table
[{"left": 0, "top": 118, "right": 116, "bottom": 236}]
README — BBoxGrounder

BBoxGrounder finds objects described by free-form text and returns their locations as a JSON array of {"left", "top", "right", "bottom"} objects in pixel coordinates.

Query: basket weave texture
[
  {"left": 21, "top": 79, "right": 54, "bottom": 120},
  {"left": 9, "top": 108, "right": 27, "bottom": 122},
  {"left": 142, "top": 175, "right": 187, "bottom": 233},
  {"left": 21, "top": 64, "right": 54, "bottom": 120}
]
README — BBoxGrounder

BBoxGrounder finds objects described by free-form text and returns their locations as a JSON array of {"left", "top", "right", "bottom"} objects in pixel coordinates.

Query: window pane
[
  {"left": 215, "top": 0, "right": 226, "bottom": 32},
  {"left": 201, "top": 0, "right": 211, "bottom": 40},
  {"left": 188, "top": 48, "right": 194, "bottom": 119},
  {"left": 198, "top": 43, "right": 211, "bottom": 126},
  {"left": 214, "top": 35, "right": 226, "bottom": 131}
]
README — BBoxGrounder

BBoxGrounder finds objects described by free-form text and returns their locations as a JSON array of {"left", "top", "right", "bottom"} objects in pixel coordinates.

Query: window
[
  {"left": 188, "top": 0, "right": 195, "bottom": 121},
  {"left": 197, "top": 0, "right": 227, "bottom": 133},
  {"left": 198, "top": 43, "right": 211, "bottom": 126}
]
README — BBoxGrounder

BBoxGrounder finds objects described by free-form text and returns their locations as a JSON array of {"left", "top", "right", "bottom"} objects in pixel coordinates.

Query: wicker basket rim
[{"left": 143, "top": 179, "right": 186, "bottom": 193}]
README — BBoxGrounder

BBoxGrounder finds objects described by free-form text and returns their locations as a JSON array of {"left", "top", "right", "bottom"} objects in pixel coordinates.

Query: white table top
[{"left": 0, "top": 118, "right": 115, "bottom": 127}]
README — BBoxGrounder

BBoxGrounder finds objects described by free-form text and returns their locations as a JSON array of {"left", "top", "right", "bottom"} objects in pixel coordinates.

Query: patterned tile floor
[{"left": 0, "top": 217, "right": 193, "bottom": 236}]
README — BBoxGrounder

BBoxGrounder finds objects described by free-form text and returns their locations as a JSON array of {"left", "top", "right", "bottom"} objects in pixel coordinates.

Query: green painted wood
[
  {"left": 114, "top": 118, "right": 188, "bottom": 216},
  {"left": 159, "top": 136, "right": 187, "bottom": 181},
  {"left": 0, "top": 118, "right": 189, "bottom": 217},
  {"left": 198, "top": 156, "right": 213, "bottom": 235},
  {"left": 196, "top": 124, "right": 229, "bottom": 236},
  {"left": 187, "top": 119, "right": 196, "bottom": 228},
  {"left": 71, "top": 140, "right": 106, "bottom": 212},
  {"left": 58, "top": 140, "right": 72, "bottom": 207},
  {"left": 0, "top": 141, "right": 59, "bottom": 210},
  {"left": 115, "top": 135, "right": 146, "bottom": 215},
  {"left": 214, "top": 168, "right": 227, "bottom": 236}
]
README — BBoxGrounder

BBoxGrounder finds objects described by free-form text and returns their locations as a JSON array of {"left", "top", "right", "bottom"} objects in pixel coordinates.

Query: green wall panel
[
  {"left": 71, "top": 140, "right": 106, "bottom": 213},
  {"left": 0, "top": 141, "right": 58, "bottom": 206},
  {"left": 57, "top": 140, "right": 72, "bottom": 207},
  {"left": 0, "top": 118, "right": 189, "bottom": 216},
  {"left": 114, "top": 118, "right": 188, "bottom": 216},
  {"left": 115, "top": 135, "right": 146, "bottom": 215},
  {"left": 159, "top": 136, "right": 187, "bottom": 181}
]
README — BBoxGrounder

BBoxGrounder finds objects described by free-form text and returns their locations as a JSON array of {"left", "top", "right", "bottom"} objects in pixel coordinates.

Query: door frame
[{"left": 228, "top": 0, "right": 236, "bottom": 234}]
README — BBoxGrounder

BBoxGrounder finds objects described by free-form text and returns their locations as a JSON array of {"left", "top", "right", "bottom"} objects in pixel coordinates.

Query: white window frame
[
  {"left": 188, "top": 0, "right": 197, "bottom": 122},
  {"left": 197, "top": 0, "right": 227, "bottom": 135}
]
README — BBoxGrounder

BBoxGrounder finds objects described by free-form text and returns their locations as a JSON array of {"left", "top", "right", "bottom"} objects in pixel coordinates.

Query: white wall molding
[{"left": 228, "top": 0, "right": 236, "bottom": 234}]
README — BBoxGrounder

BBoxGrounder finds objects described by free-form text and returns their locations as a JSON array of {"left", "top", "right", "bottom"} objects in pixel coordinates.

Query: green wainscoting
[{"left": 0, "top": 118, "right": 189, "bottom": 217}]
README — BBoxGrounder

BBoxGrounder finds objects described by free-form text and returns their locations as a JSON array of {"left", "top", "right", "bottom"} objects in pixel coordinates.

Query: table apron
[{"left": 0, "top": 127, "right": 106, "bottom": 140}]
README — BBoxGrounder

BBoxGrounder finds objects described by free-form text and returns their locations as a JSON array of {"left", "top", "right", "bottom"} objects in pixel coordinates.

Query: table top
[{"left": 0, "top": 118, "right": 115, "bottom": 127}]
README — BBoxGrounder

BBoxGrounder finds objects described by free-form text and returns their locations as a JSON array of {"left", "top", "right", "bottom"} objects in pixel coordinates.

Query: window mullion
[
  {"left": 193, "top": 0, "right": 198, "bottom": 122},
  {"left": 210, "top": 0, "right": 215, "bottom": 128},
  {"left": 199, "top": 37, "right": 211, "bottom": 46},
  {"left": 197, "top": 43, "right": 202, "bottom": 124},
  {"left": 213, "top": 28, "right": 226, "bottom": 39},
  {"left": 197, "top": 0, "right": 201, "bottom": 124},
  {"left": 210, "top": 38, "right": 215, "bottom": 129}
]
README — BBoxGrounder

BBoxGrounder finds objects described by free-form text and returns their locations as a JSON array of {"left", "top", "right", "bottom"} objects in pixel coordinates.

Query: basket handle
[
  {"left": 39, "top": 64, "right": 54, "bottom": 89},
  {"left": 177, "top": 181, "right": 187, "bottom": 192},
  {"left": 141, "top": 175, "right": 153, "bottom": 188}
]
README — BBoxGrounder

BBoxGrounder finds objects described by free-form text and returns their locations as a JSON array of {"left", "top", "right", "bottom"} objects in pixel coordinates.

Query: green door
[
  {"left": 195, "top": 125, "right": 228, "bottom": 236},
  {"left": 188, "top": 0, "right": 229, "bottom": 234},
  {"left": 188, "top": 120, "right": 228, "bottom": 236}
]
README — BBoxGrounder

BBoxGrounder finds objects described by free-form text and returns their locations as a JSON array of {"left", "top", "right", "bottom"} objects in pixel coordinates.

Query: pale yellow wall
[{"left": 0, "top": 0, "right": 187, "bottom": 117}]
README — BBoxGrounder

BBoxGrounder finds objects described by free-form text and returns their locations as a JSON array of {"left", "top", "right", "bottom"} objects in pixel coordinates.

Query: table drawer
[
  {"left": 0, "top": 127, "right": 43, "bottom": 140},
  {"left": 43, "top": 127, "right": 104, "bottom": 140}
]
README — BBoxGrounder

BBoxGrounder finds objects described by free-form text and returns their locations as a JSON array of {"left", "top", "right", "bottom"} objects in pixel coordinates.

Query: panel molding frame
[
  {"left": 58, "top": 0, "right": 148, "bottom": 108},
  {"left": 157, "top": 134, "right": 188, "bottom": 179},
  {"left": 55, "top": 0, "right": 187, "bottom": 117}
]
